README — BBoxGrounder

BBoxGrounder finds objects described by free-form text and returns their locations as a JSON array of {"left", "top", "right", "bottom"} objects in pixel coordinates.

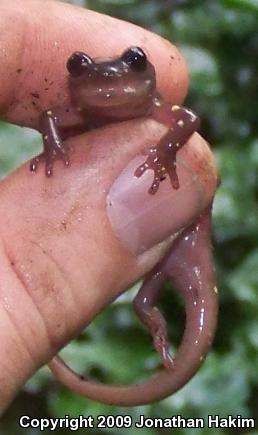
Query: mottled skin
[{"left": 32, "top": 47, "right": 218, "bottom": 406}]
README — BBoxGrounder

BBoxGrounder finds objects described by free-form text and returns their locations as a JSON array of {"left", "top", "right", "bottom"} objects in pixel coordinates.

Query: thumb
[{"left": 0, "top": 115, "right": 217, "bottom": 411}]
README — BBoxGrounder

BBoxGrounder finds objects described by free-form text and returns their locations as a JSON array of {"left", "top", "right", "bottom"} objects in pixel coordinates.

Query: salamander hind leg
[
  {"left": 133, "top": 269, "right": 174, "bottom": 369},
  {"left": 30, "top": 110, "right": 70, "bottom": 176}
]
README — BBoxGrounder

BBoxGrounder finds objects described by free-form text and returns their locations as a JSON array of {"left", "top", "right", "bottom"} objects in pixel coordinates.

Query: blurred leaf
[
  {"left": 227, "top": 249, "right": 258, "bottom": 303},
  {"left": 213, "top": 142, "right": 258, "bottom": 242},
  {"left": 181, "top": 46, "right": 222, "bottom": 96},
  {"left": 222, "top": 0, "right": 258, "bottom": 14},
  {"left": 0, "top": 121, "right": 41, "bottom": 177}
]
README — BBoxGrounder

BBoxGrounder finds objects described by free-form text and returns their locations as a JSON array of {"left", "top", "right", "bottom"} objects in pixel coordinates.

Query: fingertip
[
  {"left": 0, "top": 0, "right": 189, "bottom": 126},
  {"left": 178, "top": 133, "right": 218, "bottom": 207},
  {"left": 148, "top": 35, "right": 189, "bottom": 103}
]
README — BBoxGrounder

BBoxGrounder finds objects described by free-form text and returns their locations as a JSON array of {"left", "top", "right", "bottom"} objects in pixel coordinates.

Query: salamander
[{"left": 31, "top": 47, "right": 218, "bottom": 406}]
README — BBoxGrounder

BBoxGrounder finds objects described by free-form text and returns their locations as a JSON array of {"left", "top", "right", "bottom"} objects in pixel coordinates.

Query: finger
[{"left": 0, "top": 0, "right": 188, "bottom": 128}]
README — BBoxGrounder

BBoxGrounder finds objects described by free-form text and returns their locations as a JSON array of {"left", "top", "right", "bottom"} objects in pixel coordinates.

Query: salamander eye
[
  {"left": 67, "top": 52, "right": 93, "bottom": 77},
  {"left": 121, "top": 47, "right": 147, "bottom": 72}
]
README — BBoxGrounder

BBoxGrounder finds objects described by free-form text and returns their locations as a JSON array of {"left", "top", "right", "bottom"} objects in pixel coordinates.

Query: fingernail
[{"left": 107, "top": 155, "right": 204, "bottom": 255}]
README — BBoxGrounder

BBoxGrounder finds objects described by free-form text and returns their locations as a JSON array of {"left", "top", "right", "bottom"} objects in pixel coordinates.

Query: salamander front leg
[
  {"left": 133, "top": 269, "right": 173, "bottom": 369},
  {"left": 30, "top": 110, "right": 70, "bottom": 176},
  {"left": 135, "top": 104, "right": 200, "bottom": 194}
]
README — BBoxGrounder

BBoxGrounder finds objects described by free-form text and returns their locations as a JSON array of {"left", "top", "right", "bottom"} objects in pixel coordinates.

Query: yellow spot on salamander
[
  {"left": 177, "top": 119, "right": 184, "bottom": 127},
  {"left": 171, "top": 105, "right": 180, "bottom": 111},
  {"left": 153, "top": 98, "right": 161, "bottom": 107}
]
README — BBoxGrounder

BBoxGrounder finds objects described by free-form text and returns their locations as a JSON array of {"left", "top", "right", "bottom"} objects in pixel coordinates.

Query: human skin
[{"left": 0, "top": 0, "right": 218, "bottom": 413}]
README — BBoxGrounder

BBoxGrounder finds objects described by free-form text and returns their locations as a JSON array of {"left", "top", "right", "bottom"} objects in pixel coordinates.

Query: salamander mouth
[
  {"left": 85, "top": 93, "right": 138, "bottom": 108},
  {"left": 73, "top": 79, "right": 154, "bottom": 108}
]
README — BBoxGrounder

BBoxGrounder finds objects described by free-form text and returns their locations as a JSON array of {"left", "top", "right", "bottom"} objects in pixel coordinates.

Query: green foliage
[{"left": 0, "top": 0, "right": 257, "bottom": 434}]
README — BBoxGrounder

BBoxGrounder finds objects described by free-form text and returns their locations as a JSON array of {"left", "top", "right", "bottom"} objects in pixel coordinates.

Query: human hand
[{"left": 0, "top": 0, "right": 217, "bottom": 413}]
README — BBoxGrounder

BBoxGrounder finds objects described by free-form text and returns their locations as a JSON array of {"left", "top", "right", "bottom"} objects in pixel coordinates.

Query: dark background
[{"left": 0, "top": 0, "right": 257, "bottom": 434}]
